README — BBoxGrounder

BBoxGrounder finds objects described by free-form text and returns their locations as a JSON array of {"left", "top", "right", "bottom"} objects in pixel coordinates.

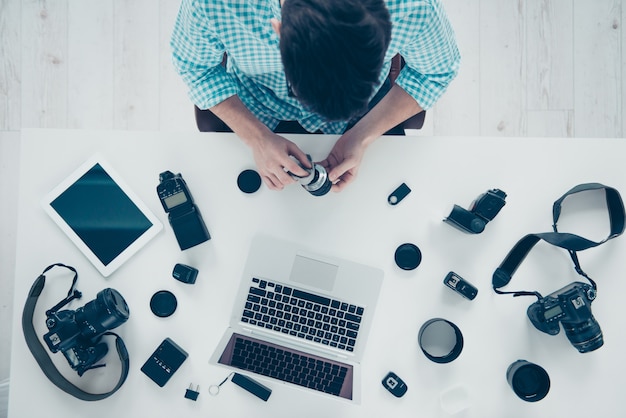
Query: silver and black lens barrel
[{"left": 289, "top": 155, "right": 332, "bottom": 196}]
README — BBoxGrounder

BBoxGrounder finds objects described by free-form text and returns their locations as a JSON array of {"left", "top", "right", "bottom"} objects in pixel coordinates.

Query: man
[{"left": 171, "top": 0, "right": 460, "bottom": 192}]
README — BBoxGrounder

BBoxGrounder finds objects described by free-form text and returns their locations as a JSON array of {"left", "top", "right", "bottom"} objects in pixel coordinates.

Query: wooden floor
[{"left": 0, "top": 0, "right": 624, "bottom": 386}]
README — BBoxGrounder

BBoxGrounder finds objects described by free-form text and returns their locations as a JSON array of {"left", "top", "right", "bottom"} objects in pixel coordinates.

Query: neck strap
[
  {"left": 492, "top": 183, "right": 625, "bottom": 298},
  {"left": 21, "top": 264, "right": 129, "bottom": 401}
]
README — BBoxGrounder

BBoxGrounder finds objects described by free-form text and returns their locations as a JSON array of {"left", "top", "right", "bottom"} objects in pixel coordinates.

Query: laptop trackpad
[{"left": 290, "top": 255, "right": 338, "bottom": 292}]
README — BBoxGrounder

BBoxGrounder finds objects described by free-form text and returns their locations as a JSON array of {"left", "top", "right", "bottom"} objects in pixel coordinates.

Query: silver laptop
[{"left": 210, "top": 235, "right": 384, "bottom": 403}]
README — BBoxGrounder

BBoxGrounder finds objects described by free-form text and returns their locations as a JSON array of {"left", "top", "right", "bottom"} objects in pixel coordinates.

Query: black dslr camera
[
  {"left": 157, "top": 171, "right": 211, "bottom": 250},
  {"left": 527, "top": 282, "right": 602, "bottom": 353},
  {"left": 43, "top": 288, "right": 129, "bottom": 375}
]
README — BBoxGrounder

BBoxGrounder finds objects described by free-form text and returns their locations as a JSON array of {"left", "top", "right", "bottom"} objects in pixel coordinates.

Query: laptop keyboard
[
  {"left": 241, "top": 277, "right": 365, "bottom": 352},
  {"left": 231, "top": 334, "right": 349, "bottom": 397}
]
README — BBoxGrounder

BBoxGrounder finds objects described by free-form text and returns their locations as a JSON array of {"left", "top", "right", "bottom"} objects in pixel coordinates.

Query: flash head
[{"left": 444, "top": 188, "right": 507, "bottom": 234}]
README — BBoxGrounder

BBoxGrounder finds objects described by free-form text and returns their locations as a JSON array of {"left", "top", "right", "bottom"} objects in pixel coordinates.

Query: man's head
[{"left": 278, "top": 0, "right": 392, "bottom": 121}]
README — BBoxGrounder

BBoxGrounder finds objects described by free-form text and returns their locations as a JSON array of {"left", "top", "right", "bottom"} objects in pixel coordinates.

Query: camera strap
[
  {"left": 21, "top": 264, "right": 130, "bottom": 401},
  {"left": 492, "top": 183, "right": 625, "bottom": 299}
]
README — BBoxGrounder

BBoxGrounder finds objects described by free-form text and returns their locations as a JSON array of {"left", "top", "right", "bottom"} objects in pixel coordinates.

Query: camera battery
[
  {"left": 172, "top": 263, "right": 198, "bottom": 284},
  {"left": 444, "top": 272, "right": 478, "bottom": 300}
]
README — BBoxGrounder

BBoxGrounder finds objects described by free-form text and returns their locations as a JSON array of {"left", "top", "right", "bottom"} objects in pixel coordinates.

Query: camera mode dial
[{"left": 586, "top": 288, "right": 597, "bottom": 301}]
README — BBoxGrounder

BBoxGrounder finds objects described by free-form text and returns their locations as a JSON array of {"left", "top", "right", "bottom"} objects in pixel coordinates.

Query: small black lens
[
  {"left": 562, "top": 317, "right": 604, "bottom": 353},
  {"left": 506, "top": 360, "right": 550, "bottom": 402}
]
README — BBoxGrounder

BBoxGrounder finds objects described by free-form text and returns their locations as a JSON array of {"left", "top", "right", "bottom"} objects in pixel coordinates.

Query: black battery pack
[
  {"left": 141, "top": 338, "right": 188, "bottom": 387},
  {"left": 231, "top": 373, "right": 272, "bottom": 401}
]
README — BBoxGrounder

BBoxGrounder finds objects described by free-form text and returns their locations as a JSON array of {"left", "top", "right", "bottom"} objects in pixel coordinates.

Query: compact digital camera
[
  {"left": 289, "top": 155, "right": 332, "bottom": 196},
  {"left": 157, "top": 171, "right": 210, "bottom": 250},
  {"left": 527, "top": 282, "right": 602, "bottom": 353},
  {"left": 43, "top": 288, "right": 129, "bottom": 376}
]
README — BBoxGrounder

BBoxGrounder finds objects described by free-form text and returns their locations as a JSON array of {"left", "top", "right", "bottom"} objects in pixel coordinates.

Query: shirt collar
[{"left": 270, "top": 0, "right": 281, "bottom": 20}]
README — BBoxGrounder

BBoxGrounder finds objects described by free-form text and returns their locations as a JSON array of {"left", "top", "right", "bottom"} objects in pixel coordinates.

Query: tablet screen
[{"left": 50, "top": 163, "right": 154, "bottom": 266}]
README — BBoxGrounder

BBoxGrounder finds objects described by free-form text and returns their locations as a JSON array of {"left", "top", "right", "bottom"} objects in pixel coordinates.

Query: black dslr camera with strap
[
  {"left": 492, "top": 183, "right": 625, "bottom": 353},
  {"left": 22, "top": 263, "right": 130, "bottom": 400}
]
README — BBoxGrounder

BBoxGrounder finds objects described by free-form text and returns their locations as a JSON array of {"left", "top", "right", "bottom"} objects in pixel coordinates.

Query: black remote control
[
  {"left": 382, "top": 371, "right": 408, "bottom": 398},
  {"left": 443, "top": 271, "right": 478, "bottom": 300}
]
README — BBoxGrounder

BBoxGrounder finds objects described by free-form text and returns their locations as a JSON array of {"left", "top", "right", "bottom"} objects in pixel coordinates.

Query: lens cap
[
  {"left": 394, "top": 243, "right": 422, "bottom": 270},
  {"left": 506, "top": 360, "right": 550, "bottom": 402},
  {"left": 237, "top": 169, "right": 262, "bottom": 194},
  {"left": 150, "top": 290, "right": 177, "bottom": 318}
]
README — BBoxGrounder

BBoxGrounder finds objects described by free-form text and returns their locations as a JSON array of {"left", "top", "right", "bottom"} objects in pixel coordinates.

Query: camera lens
[
  {"left": 506, "top": 360, "right": 550, "bottom": 402},
  {"left": 562, "top": 316, "right": 604, "bottom": 353},
  {"left": 76, "top": 288, "right": 130, "bottom": 339},
  {"left": 302, "top": 164, "right": 332, "bottom": 196}
]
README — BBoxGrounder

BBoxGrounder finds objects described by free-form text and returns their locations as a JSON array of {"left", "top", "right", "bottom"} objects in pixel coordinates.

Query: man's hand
[
  {"left": 210, "top": 96, "right": 310, "bottom": 190},
  {"left": 319, "top": 130, "right": 367, "bottom": 192},
  {"left": 320, "top": 84, "right": 423, "bottom": 192},
  {"left": 251, "top": 132, "right": 311, "bottom": 190}
]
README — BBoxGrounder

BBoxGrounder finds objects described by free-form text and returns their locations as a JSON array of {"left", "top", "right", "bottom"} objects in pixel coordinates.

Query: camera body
[
  {"left": 43, "top": 288, "right": 129, "bottom": 376},
  {"left": 157, "top": 171, "right": 210, "bottom": 250},
  {"left": 445, "top": 189, "right": 506, "bottom": 233},
  {"left": 527, "top": 282, "right": 603, "bottom": 353}
]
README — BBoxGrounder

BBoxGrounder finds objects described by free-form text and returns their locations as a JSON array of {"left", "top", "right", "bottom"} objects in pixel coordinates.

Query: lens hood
[{"left": 418, "top": 318, "right": 464, "bottom": 364}]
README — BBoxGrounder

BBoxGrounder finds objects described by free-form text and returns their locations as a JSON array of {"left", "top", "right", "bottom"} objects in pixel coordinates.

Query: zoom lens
[
  {"left": 562, "top": 316, "right": 604, "bottom": 353},
  {"left": 76, "top": 288, "right": 130, "bottom": 339}
]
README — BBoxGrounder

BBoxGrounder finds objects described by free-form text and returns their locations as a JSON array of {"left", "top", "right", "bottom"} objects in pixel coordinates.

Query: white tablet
[{"left": 42, "top": 154, "right": 162, "bottom": 277}]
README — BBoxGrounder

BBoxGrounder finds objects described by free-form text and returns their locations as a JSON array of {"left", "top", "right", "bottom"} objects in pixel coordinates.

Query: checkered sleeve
[
  {"left": 170, "top": 0, "right": 238, "bottom": 109},
  {"left": 394, "top": 0, "right": 461, "bottom": 110}
]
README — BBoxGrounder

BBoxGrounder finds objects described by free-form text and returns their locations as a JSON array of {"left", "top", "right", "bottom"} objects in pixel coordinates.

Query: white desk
[{"left": 9, "top": 129, "right": 626, "bottom": 417}]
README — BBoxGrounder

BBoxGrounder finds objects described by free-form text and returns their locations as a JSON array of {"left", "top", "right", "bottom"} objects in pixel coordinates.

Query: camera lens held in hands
[
  {"left": 288, "top": 155, "right": 332, "bottom": 196},
  {"left": 43, "top": 288, "right": 130, "bottom": 375}
]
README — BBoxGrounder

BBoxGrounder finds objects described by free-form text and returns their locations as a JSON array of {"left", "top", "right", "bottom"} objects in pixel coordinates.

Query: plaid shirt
[{"left": 171, "top": 0, "right": 460, "bottom": 134}]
